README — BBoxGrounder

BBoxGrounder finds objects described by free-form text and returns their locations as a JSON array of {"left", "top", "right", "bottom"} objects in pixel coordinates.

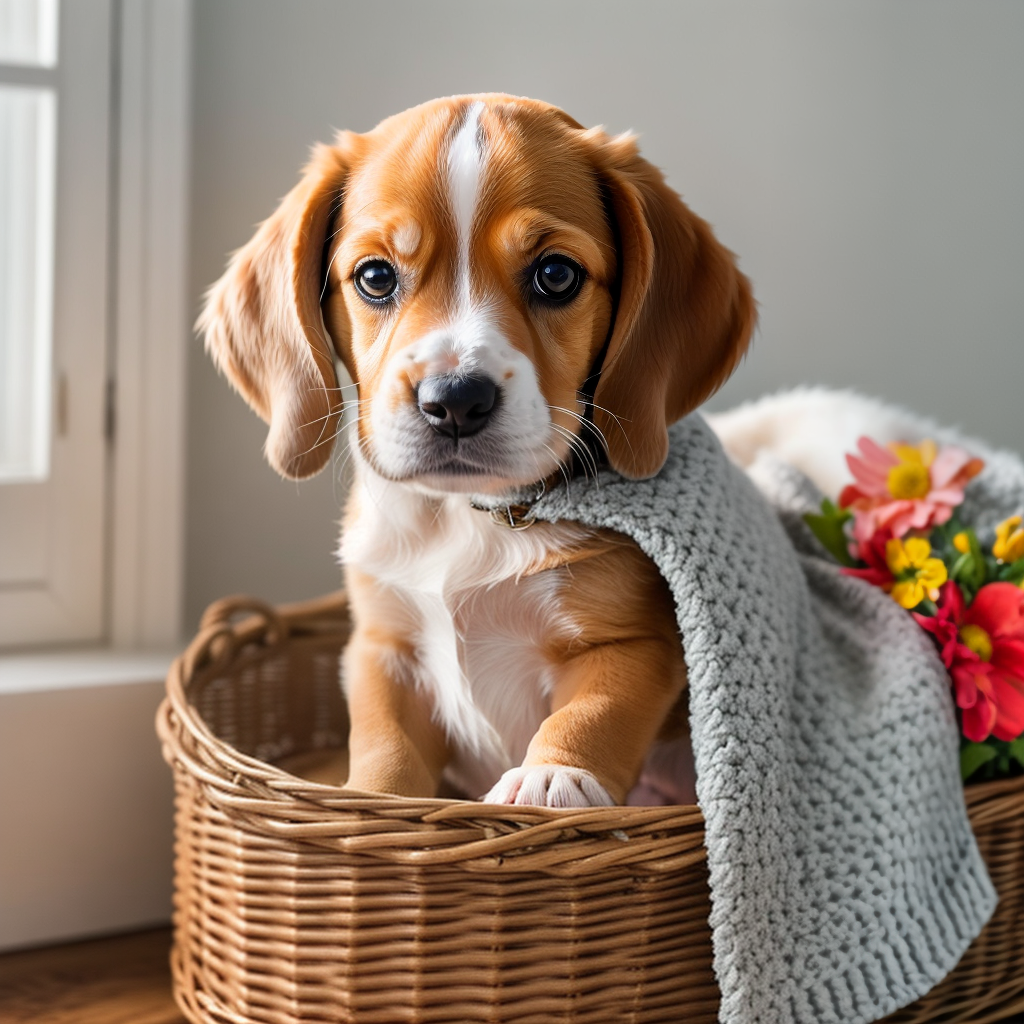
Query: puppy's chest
[{"left": 341, "top": 491, "right": 586, "bottom": 754}]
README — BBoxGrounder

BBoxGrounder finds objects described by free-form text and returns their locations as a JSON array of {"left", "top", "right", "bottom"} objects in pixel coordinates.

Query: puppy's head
[{"left": 200, "top": 95, "right": 755, "bottom": 486}]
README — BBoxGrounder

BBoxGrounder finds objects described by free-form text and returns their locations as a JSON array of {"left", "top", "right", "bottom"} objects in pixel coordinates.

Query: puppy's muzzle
[{"left": 417, "top": 374, "right": 498, "bottom": 440}]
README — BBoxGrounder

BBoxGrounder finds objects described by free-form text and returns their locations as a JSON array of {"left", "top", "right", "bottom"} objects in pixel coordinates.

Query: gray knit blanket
[{"left": 528, "top": 404, "right": 1021, "bottom": 1024}]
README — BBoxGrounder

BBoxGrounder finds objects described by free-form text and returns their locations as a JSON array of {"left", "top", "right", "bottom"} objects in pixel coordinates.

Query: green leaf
[
  {"left": 804, "top": 500, "right": 855, "bottom": 567},
  {"left": 982, "top": 554, "right": 1001, "bottom": 586},
  {"left": 1008, "top": 738, "right": 1024, "bottom": 770},
  {"left": 967, "top": 530, "right": 988, "bottom": 590},
  {"left": 960, "top": 741, "right": 999, "bottom": 781},
  {"left": 998, "top": 557, "right": 1024, "bottom": 586},
  {"left": 947, "top": 527, "right": 989, "bottom": 597},
  {"left": 949, "top": 551, "right": 973, "bottom": 581},
  {"left": 934, "top": 518, "right": 964, "bottom": 557}
]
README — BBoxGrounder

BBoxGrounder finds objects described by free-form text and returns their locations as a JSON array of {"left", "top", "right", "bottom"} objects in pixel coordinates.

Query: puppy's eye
[
  {"left": 532, "top": 255, "right": 584, "bottom": 303},
  {"left": 354, "top": 260, "right": 398, "bottom": 302}
]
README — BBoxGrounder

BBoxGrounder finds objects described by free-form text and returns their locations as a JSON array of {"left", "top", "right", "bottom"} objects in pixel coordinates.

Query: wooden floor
[{"left": 0, "top": 927, "right": 185, "bottom": 1024}]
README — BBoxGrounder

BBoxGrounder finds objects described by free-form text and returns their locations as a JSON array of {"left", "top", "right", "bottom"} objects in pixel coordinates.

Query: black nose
[{"left": 417, "top": 374, "right": 498, "bottom": 439}]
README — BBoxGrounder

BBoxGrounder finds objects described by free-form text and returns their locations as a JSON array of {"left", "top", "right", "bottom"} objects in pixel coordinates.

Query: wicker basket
[{"left": 158, "top": 593, "right": 1024, "bottom": 1024}]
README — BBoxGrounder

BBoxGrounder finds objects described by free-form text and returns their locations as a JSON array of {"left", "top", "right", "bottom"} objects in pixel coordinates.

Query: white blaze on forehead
[
  {"left": 391, "top": 219, "right": 422, "bottom": 257},
  {"left": 446, "top": 101, "right": 486, "bottom": 306},
  {"left": 362, "top": 98, "right": 557, "bottom": 487}
]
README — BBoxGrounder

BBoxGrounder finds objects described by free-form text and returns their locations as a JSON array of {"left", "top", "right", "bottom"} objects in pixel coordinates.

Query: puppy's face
[
  {"left": 325, "top": 100, "right": 615, "bottom": 494},
  {"left": 200, "top": 94, "right": 755, "bottom": 485}
]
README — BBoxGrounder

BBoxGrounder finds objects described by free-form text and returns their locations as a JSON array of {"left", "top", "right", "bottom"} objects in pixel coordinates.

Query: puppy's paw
[{"left": 482, "top": 765, "right": 614, "bottom": 808}]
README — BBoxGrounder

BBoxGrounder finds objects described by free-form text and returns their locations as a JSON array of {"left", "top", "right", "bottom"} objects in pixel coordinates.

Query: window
[
  {"left": 0, "top": 0, "right": 189, "bottom": 652},
  {"left": 0, "top": 67, "right": 56, "bottom": 483},
  {"left": 0, "top": 0, "right": 113, "bottom": 647}
]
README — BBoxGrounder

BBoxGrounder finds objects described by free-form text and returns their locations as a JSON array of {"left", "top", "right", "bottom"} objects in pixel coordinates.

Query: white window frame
[{"left": 108, "top": 0, "right": 190, "bottom": 649}]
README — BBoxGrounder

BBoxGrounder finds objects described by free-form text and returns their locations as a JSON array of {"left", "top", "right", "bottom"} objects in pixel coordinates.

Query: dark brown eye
[
  {"left": 354, "top": 260, "right": 398, "bottom": 302},
  {"left": 532, "top": 254, "right": 584, "bottom": 302}
]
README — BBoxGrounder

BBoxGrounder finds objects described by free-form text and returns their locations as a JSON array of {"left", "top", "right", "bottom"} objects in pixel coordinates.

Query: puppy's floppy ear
[
  {"left": 198, "top": 139, "right": 354, "bottom": 479},
  {"left": 581, "top": 129, "right": 756, "bottom": 479}
]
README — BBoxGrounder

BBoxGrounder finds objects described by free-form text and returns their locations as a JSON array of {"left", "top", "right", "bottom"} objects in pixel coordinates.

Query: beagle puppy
[{"left": 200, "top": 94, "right": 755, "bottom": 808}]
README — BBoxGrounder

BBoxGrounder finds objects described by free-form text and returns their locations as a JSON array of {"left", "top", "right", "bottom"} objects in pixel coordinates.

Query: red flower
[
  {"left": 843, "top": 527, "right": 894, "bottom": 588},
  {"left": 914, "top": 582, "right": 1024, "bottom": 742}
]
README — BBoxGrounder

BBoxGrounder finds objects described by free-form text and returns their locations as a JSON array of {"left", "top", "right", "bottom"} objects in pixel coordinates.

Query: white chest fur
[{"left": 339, "top": 467, "right": 587, "bottom": 796}]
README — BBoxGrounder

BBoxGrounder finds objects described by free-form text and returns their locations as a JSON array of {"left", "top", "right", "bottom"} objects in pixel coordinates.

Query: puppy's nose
[{"left": 417, "top": 374, "right": 497, "bottom": 439}]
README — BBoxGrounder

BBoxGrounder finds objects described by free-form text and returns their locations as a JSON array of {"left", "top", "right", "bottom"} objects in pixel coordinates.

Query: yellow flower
[
  {"left": 993, "top": 515, "right": 1024, "bottom": 564},
  {"left": 886, "top": 441, "right": 936, "bottom": 500},
  {"left": 885, "top": 536, "right": 948, "bottom": 609},
  {"left": 960, "top": 623, "right": 993, "bottom": 662},
  {"left": 952, "top": 531, "right": 971, "bottom": 555}
]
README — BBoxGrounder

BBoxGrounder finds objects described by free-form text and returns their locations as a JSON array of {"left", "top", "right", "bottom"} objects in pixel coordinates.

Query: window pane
[
  {"left": 0, "top": 85, "right": 55, "bottom": 482},
  {"left": 0, "top": 0, "right": 58, "bottom": 67}
]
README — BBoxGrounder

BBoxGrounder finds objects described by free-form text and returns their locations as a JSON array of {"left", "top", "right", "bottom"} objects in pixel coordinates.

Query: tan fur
[
  {"left": 527, "top": 535, "right": 689, "bottom": 803},
  {"left": 581, "top": 128, "right": 757, "bottom": 478},
  {"left": 199, "top": 95, "right": 754, "bottom": 807},
  {"left": 198, "top": 143, "right": 355, "bottom": 478},
  {"left": 343, "top": 566, "right": 452, "bottom": 796}
]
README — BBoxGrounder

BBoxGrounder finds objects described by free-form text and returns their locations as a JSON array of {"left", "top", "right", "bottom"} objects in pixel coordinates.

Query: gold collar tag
[
  {"left": 491, "top": 503, "right": 537, "bottom": 530},
  {"left": 469, "top": 478, "right": 550, "bottom": 531}
]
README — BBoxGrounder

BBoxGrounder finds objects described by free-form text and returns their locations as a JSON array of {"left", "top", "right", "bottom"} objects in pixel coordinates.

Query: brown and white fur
[{"left": 199, "top": 95, "right": 755, "bottom": 808}]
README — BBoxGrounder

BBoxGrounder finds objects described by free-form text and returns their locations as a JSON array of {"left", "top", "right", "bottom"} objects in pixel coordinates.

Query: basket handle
[{"left": 200, "top": 595, "right": 286, "bottom": 637}]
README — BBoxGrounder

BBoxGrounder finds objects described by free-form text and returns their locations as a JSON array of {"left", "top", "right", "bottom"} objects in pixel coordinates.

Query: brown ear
[
  {"left": 197, "top": 140, "right": 353, "bottom": 479},
  {"left": 581, "top": 129, "right": 756, "bottom": 479}
]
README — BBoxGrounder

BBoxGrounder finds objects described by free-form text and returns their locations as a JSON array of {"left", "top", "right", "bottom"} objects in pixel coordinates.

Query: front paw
[{"left": 482, "top": 765, "right": 614, "bottom": 808}]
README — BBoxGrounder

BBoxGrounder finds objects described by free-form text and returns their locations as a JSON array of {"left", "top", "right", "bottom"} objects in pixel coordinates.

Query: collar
[
  {"left": 467, "top": 470, "right": 561, "bottom": 530},
  {"left": 466, "top": 415, "right": 608, "bottom": 530}
]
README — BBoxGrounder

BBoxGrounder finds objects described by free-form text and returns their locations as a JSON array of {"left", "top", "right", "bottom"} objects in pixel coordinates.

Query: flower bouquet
[{"left": 805, "top": 437, "right": 1024, "bottom": 782}]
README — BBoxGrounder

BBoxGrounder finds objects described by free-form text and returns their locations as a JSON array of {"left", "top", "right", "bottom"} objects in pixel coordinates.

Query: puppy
[{"left": 200, "top": 94, "right": 755, "bottom": 808}]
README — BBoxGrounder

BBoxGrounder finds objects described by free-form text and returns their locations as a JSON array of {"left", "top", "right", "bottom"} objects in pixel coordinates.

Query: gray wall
[{"left": 186, "top": 0, "right": 1024, "bottom": 630}]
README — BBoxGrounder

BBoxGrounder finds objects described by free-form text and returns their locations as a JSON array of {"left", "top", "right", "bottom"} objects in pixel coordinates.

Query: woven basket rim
[{"left": 159, "top": 589, "right": 1023, "bottom": 858}]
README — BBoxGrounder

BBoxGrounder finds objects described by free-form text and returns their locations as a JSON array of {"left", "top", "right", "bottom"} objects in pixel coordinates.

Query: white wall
[{"left": 185, "top": 0, "right": 1024, "bottom": 627}]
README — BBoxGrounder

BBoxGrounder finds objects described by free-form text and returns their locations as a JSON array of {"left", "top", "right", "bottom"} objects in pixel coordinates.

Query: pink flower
[
  {"left": 914, "top": 582, "right": 1024, "bottom": 742},
  {"left": 839, "top": 437, "right": 983, "bottom": 546}
]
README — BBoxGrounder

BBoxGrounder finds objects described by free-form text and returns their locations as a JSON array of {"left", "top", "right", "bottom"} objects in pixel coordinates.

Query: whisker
[
  {"left": 313, "top": 379, "right": 362, "bottom": 394},
  {"left": 319, "top": 245, "right": 343, "bottom": 303},
  {"left": 540, "top": 442, "right": 573, "bottom": 491},
  {"left": 548, "top": 422, "right": 591, "bottom": 471},
  {"left": 294, "top": 392, "right": 375, "bottom": 464},
  {"left": 294, "top": 407, "right": 347, "bottom": 432},
  {"left": 548, "top": 402, "right": 610, "bottom": 457},
  {"left": 293, "top": 391, "right": 369, "bottom": 434},
  {"left": 299, "top": 383, "right": 340, "bottom": 459},
  {"left": 549, "top": 427, "right": 598, "bottom": 483},
  {"left": 291, "top": 426, "right": 338, "bottom": 461},
  {"left": 575, "top": 396, "right": 634, "bottom": 466},
  {"left": 578, "top": 396, "right": 632, "bottom": 434},
  {"left": 580, "top": 398, "right": 627, "bottom": 421},
  {"left": 293, "top": 397, "right": 367, "bottom": 435},
  {"left": 548, "top": 419, "right": 599, "bottom": 480}
]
